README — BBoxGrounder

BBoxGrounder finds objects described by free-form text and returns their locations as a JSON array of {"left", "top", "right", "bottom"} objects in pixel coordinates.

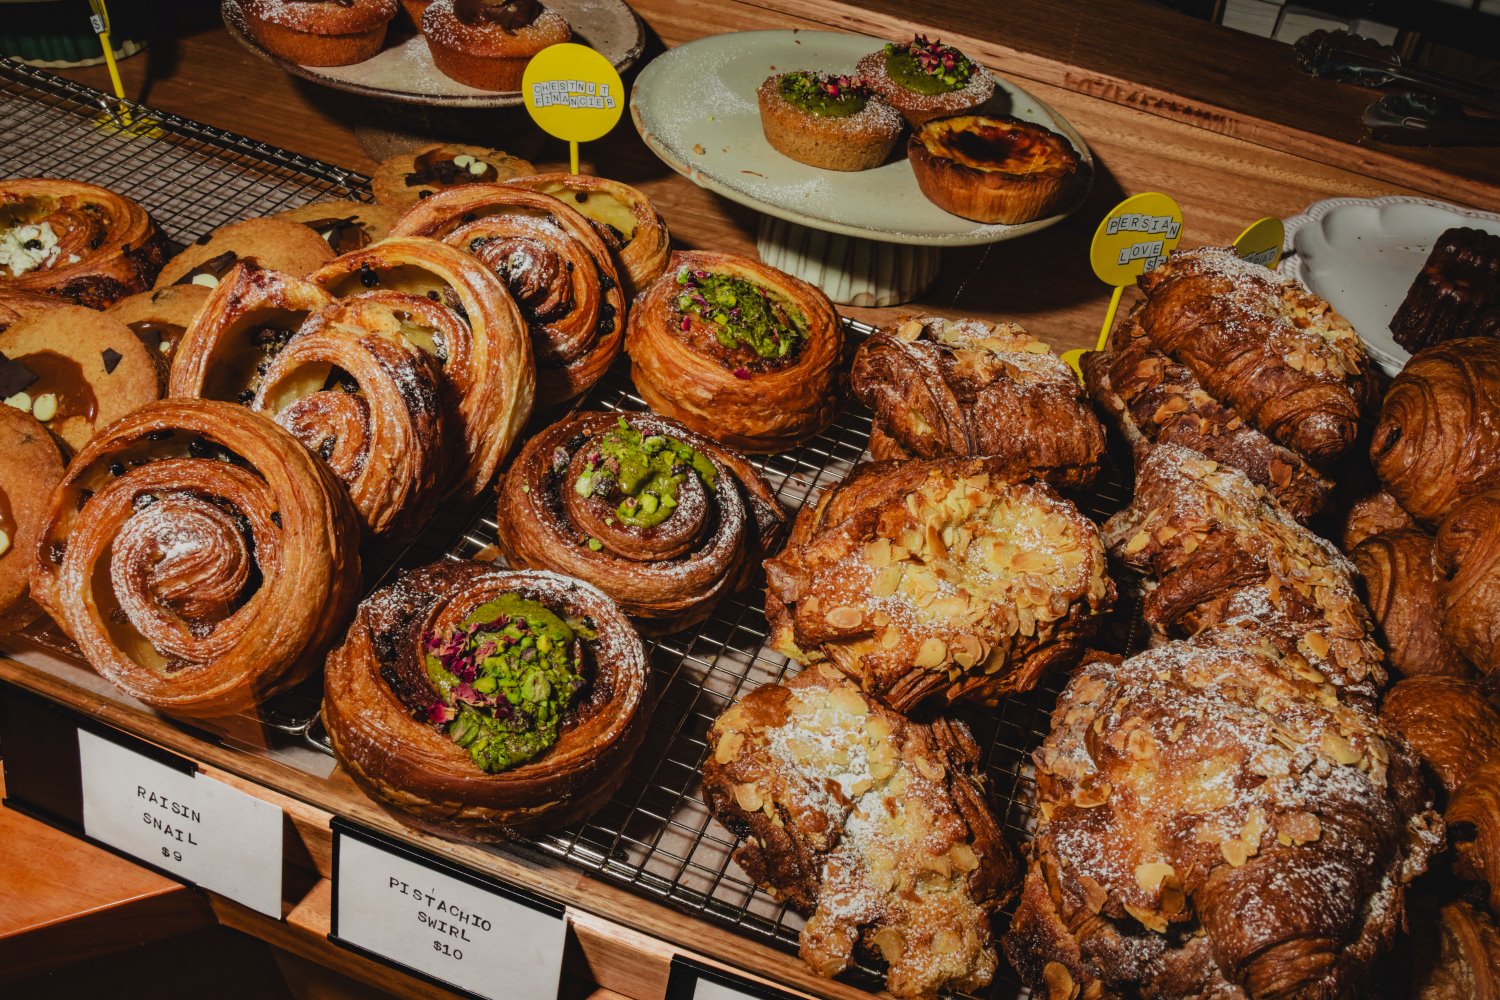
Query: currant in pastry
[{"left": 505, "top": 173, "right": 670, "bottom": 297}]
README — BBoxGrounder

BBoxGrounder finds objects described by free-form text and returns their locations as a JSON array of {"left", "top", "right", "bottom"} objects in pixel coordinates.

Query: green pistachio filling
[
  {"left": 884, "top": 35, "right": 975, "bottom": 94},
  {"left": 777, "top": 71, "right": 870, "bottom": 118},
  {"left": 675, "top": 269, "right": 807, "bottom": 362},
  {"left": 573, "top": 417, "right": 717, "bottom": 530}
]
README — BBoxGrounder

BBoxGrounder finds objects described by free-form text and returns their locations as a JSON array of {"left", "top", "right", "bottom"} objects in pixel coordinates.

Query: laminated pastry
[
  {"left": 1082, "top": 313, "right": 1333, "bottom": 522},
  {"left": 273, "top": 199, "right": 398, "bottom": 255},
  {"left": 249, "top": 293, "right": 459, "bottom": 539},
  {"left": 29, "top": 400, "right": 362, "bottom": 717},
  {"left": 0, "top": 407, "right": 65, "bottom": 633},
  {"left": 1341, "top": 489, "right": 1416, "bottom": 550},
  {"left": 389, "top": 185, "right": 625, "bottom": 406},
  {"left": 1379, "top": 676, "right": 1500, "bottom": 799},
  {"left": 855, "top": 35, "right": 995, "bottom": 127},
  {"left": 1432, "top": 490, "right": 1500, "bottom": 679},
  {"left": 1136, "top": 247, "right": 1378, "bottom": 466},
  {"left": 422, "top": 0, "right": 572, "bottom": 92},
  {"left": 310, "top": 237, "right": 534, "bottom": 496},
  {"left": 154, "top": 217, "right": 335, "bottom": 289},
  {"left": 755, "top": 72, "right": 904, "bottom": 172},
  {"left": 104, "top": 283, "right": 213, "bottom": 379},
  {"left": 1005, "top": 635, "right": 1443, "bottom": 1000},
  {"left": 0, "top": 178, "right": 168, "bottom": 308},
  {"left": 1390, "top": 227, "right": 1500, "bottom": 353},
  {"left": 852, "top": 314, "right": 1104, "bottom": 490},
  {"left": 1408, "top": 900, "right": 1500, "bottom": 1000},
  {"left": 241, "top": 0, "right": 398, "bottom": 65},
  {"left": 371, "top": 143, "right": 536, "bottom": 211},
  {"left": 323, "top": 561, "right": 650, "bottom": 839},
  {"left": 0, "top": 304, "right": 160, "bottom": 453},
  {"left": 625, "top": 251, "right": 843, "bottom": 454},
  {"left": 1104, "top": 443, "right": 1387, "bottom": 702},
  {"left": 702, "top": 665, "right": 1017, "bottom": 999},
  {"left": 764, "top": 456, "right": 1113, "bottom": 711},
  {"left": 908, "top": 115, "right": 1084, "bottom": 225},
  {"left": 1350, "top": 529, "right": 1473, "bottom": 679},
  {"left": 1448, "top": 758, "right": 1500, "bottom": 913},
  {"left": 1371, "top": 337, "right": 1500, "bottom": 525},
  {"left": 505, "top": 173, "right": 671, "bottom": 297},
  {"left": 494, "top": 411, "right": 786, "bottom": 633}
]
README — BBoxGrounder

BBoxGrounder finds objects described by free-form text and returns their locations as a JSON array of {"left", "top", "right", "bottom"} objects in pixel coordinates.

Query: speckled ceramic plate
[
  {"left": 222, "top": 0, "right": 644, "bottom": 108},
  {"left": 629, "top": 29, "right": 1093, "bottom": 247},
  {"left": 1281, "top": 195, "right": 1500, "bottom": 377}
]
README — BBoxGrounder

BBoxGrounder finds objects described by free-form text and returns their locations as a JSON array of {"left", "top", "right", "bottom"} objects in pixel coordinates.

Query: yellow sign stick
[
  {"left": 1232, "top": 216, "right": 1286, "bottom": 269},
  {"left": 522, "top": 43, "right": 626, "bottom": 175},
  {"left": 87, "top": 0, "right": 130, "bottom": 125}
]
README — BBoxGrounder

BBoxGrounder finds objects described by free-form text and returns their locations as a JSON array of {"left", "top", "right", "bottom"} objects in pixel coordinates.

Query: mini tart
[
  {"left": 105, "top": 284, "right": 213, "bottom": 383},
  {"left": 625, "top": 250, "right": 843, "bottom": 454},
  {"left": 154, "top": 217, "right": 335, "bottom": 289},
  {"left": 242, "top": 0, "right": 398, "bottom": 67},
  {"left": 273, "top": 199, "right": 398, "bottom": 255},
  {"left": 422, "top": 0, "right": 572, "bottom": 93},
  {"left": 856, "top": 37, "right": 995, "bottom": 126},
  {"left": 371, "top": 143, "right": 536, "bottom": 211},
  {"left": 505, "top": 173, "right": 670, "bottom": 297},
  {"left": 756, "top": 72, "right": 904, "bottom": 172},
  {"left": 323, "top": 561, "right": 651, "bottom": 839},
  {"left": 909, "top": 115, "right": 1083, "bottom": 225},
  {"left": 0, "top": 406, "right": 65, "bottom": 634}
]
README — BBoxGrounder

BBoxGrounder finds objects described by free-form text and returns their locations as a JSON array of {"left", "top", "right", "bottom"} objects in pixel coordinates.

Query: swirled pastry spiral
[
  {"left": 1433, "top": 490, "right": 1500, "bottom": 679},
  {"left": 1350, "top": 529, "right": 1472, "bottom": 679},
  {"left": 1340, "top": 489, "right": 1416, "bottom": 550},
  {"left": 1380, "top": 675, "right": 1500, "bottom": 798},
  {"left": 495, "top": 411, "right": 786, "bottom": 632},
  {"left": 764, "top": 456, "right": 1113, "bottom": 711},
  {"left": 0, "top": 407, "right": 65, "bottom": 633},
  {"left": 505, "top": 173, "right": 671, "bottom": 297},
  {"left": 323, "top": 561, "right": 650, "bottom": 839},
  {"left": 29, "top": 400, "right": 362, "bottom": 717},
  {"left": 1409, "top": 899, "right": 1500, "bottom": 1000},
  {"left": 1449, "top": 758, "right": 1500, "bottom": 914},
  {"left": 389, "top": 185, "right": 624, "bottom": 406},
  {"left": 0, "top": 179, "right": 168, "bottom": 308}
]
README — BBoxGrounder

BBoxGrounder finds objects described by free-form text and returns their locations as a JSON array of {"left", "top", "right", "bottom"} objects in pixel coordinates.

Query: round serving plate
[
  {"left": 1281, "top": 194, "right": 1500, "bottom": 377},
  {"left": 628, "top": 29, "right": 1094, "bottom": 248},
  {"left": 222, "top": 0, "right": 645, "bottom": 109}
]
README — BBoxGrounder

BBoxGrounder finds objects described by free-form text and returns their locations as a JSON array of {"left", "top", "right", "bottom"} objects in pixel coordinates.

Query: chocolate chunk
[
  {"left": 0, "top": 353, "right": 39, "bottom": 398},
  {"left": 101, "top": 347, "right": 122, "bottom": 373}
]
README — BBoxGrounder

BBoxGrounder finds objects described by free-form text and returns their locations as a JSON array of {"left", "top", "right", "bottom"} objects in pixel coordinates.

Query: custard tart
[{"left": 909, "top": 115, "right": 1083, "bottom": 225}]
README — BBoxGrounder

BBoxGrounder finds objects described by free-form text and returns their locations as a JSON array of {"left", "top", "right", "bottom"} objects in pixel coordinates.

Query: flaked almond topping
[
  {"left": 873, "top": 927, "right": 905, "bottom": 963},
  {"left": 1321, "top": 730, "right": 1361, "bottom": 766},
  {"left": 1134, "top": 860, "right": 1175, "bottom": 892},
  {"left": 1043, "top": 961, "right": 1078, "bottom": 1000},
  {"left": 734, "top": 782, "right": 763, "bottom": 812},
  {"left": 1124, "top": 530, "right": 1151, "bottom": 555},
  {"left": 1220, "top": 838, "right": 1250, "bottom": 867},
  {"left": 825, "top": 605, "right": 863, "bottom": 629},
  {"left": 1303, "top": 631, "right": 1330, "bottom": 659},
  {"left": 1124, "top": 901, "right": 1168, "bottom": 933},
  {"left": 714, "top": 730, "right": 744, "bottom": 764},
  {"left": 915, "top": 636, "right": 948, "bottom": 668}
]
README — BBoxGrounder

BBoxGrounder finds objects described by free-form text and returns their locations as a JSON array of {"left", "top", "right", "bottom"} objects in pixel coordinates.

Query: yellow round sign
[
  {"left": 1089, "top": 192, "right": 1185, "bottom": 286},
  {"left": 1233, "top": 216, "right": 1286, "bottom": 270},
  {"left": 521, "top": 43, "right": 625, "bottom": 144}
]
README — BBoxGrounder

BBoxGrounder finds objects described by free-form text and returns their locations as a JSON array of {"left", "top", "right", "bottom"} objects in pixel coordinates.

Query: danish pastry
[
  {"left": 0, "top": 407, "right": 65, "bottom": 633},
  {"left": 505, "top": 173, "right": 670, "bottom": 297}
]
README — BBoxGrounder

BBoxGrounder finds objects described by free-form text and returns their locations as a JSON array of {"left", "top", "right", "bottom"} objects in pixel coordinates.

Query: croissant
[
  {"left": 29, "top": 400, "right": 362, "bottom": 717},
  {"left": 309, "top": 237, "right": 534, "bottom": 496},
  {"left": 505, "top": 173, "right": 671, "bottom": 297},
  {"left": 0, "top": 407, "right": 65, "bottom": 633},
  {"left": 388, "top": 185, "right": 625, "bottom": 406},
  {"left": 851, "top": 314, "right": 1103, "bottom": 489},
  {"left": 1341, "top": 489, "right": 1416, "bottom": 550},
  {"left": 1409, "top": 900, "right": 1500, "bottom": 1000},
  {"left": 1351, "top": 529, "right": 1473, "bottom": 679},
  {"left": 626, "top": 251, "right": 843, "bottom": 454},
  {"left": 0, "top": 178, "right": 168, "bottom": 308},
  {"left": 1449, "top": 758, "right": 1500, "bottom": 913},
  {"left": 323, "top": 561, "right": 651, "bottom": 839},
  {"left": 494, "top": 411, "right": 786, "bottom": 633},
  {"left": 1380, "top": 676, "right": 1500, "bottom": 798},
  {"left": 1371, "top": 337, "right": 1500, "bottom": 525},
  {"left": 1105, "top": 443, "right": 1387, "bottom": 702},
  {"left": 702, "top": 665, "right": 1017, "bottom": 999},
  {"left": 764, "top": 456, "right": 1113, "bottom": 711},
  {"left": 1083, "top": 313, "right": 1332, "bottom": 521},
  {"left": 1433, "top": 490, "right": 1500, "bottom": 680},
  {"left": 1005, "top": 634, "right": 1442, "bottom": 1000},
  {"left": 1135, "top": 247, "right": 1378, "bottom": 465}
]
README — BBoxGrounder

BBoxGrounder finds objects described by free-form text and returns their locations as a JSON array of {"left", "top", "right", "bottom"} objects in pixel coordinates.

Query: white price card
[
  {"left": 665, "top": 957, "right": 803, "bottom": 1000},
  {"left": 330, "top": 822, "right": 566, "bottom": 1000},
  {"left": 77, "top": 727, "right": 284, "bottom": 918}
]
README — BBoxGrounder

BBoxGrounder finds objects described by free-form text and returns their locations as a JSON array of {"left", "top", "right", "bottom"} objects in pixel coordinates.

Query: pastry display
[
  {"left": 104, "top": 283, "right": 213, "bottom": 378},
  {"left": 1136, "top": 246, "right": 1378, "bottom": 466},
  {"left": 371, "top": 143, "right": 537, "bottom": 213},
  {"left": 764, "top": 456, "right": 1113, "bottom": 711},
  {"left": 852, "top": 314, "right": 1104, "bottom": 490},
  {"left": 1433, "top": 490, "right": 1500, "bottom": 679},
  {"left": 322, "top": 560, "right": 650, "bottom": 839},
  {"left": 1005, "top": 634, "right": 1442, "bottom": 1000},
  {"left": 495, "top": 411, "right": 786, "bottom": 633},
  {"left": 1351, "top": 529, "right": 1473, "bottom": 679},
  {"left": 1380, "top": 676, "right": 1500, "bottom": 798},
  {"left": 1371, "top": 337, "right": 1500, "bottom": 525},
  {"left": 29, "top": 399, "right": 362, "bottom": 717},
  {"left": 625, "top": 250, "right": 843, "bottom": 454},
  {"left": 856, "top": 35, "right": 995, "bottom": 126},
  {"left": 1390, "top": 227, "right": 1500, "bottom": 353},
  {"left": 1104, "top": 444, "right": 1387, "bottom": 701},
  {"left": 154, "top": 217, "right": 335, "bottom": 289},
  {"left": 273, "top": 199, "right": 397, "bottom": 254},
  {"left": 1341, "top": 489, "right": 1416, "bottom": 549},
  {"left": 422, "top": 0, "right": 572, "bottom": 92},
  {"left": 702, "top": 666, "right": 1017, "bottom": 999},
  {"left": 0, "top": 305, "right": 160, "bottom": 453},
  {"left": 0, "top": 406, "right": 65, "bottom": 633},
  {"left": 908, "top": 115, "right": 1083, "bottom": 225},
  {"left": 755, "top": 72, "right": 904, "bottom": 172},
  {"left": 0, "top": 178, "right": 168, "bottom": 308},
  {"left": 1084, "top": 311, "right": 1334, "bottom": 522},
  {"left": 388, "top": 185, "right": 626, "bottom": 406},
  {"left": 241, "top": 0, "right": 398, "bottom": 66},
  {"left": 505, "top": 173, "right": 671, "bottom": 297}
]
